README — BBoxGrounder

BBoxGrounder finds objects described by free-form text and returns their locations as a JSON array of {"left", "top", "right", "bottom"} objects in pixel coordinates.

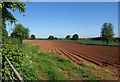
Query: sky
[{"left": 6, "top": 2, "right": 118, "bottom": 38}]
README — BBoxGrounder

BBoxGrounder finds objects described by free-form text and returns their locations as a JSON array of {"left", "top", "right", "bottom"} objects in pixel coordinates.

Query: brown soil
[{"left": 23, "top": 40, "right": 120, "bottom": 79}]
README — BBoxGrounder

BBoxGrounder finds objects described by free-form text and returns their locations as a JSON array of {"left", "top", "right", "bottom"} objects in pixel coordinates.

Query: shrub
[
  {"left": 54, "top": 37, "right": 58, "bottom": 40},
  {"left": 72, "top": 34, "right": 79, "bottom": 40},
  {"left": 48, "top": 35, "right": 54, "bottom": 40},
  {"left": 65, "top": 35, "right": 71, "bottom": 40},
  {"left": 2, "top": 44, "right": 39, "bottom": 80},
  {"left": 31, "top": 34, "right": 36, "bottom": 40}
]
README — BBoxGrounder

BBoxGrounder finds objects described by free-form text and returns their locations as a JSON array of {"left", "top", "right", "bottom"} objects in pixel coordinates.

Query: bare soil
[{"left": 23, "top": 40, "right": 120, "bottom": 79}]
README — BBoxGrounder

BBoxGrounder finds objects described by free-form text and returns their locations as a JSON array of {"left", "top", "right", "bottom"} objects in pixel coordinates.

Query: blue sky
[{"left": 6, "top": 2, "right": 118, "bottom": 38}]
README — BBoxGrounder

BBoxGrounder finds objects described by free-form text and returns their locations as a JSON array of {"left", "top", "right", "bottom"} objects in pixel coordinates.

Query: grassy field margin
[
  {"left": 65, "top": 40, "right": 119, "bottom": 46},
  {"left": 19, "top": 43, "right": 100, "bottom": 80}
]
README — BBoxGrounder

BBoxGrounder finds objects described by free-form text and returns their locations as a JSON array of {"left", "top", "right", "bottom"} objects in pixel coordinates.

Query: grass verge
[{"left": 19, "top": 43, "right": 100, "bottom": 80}]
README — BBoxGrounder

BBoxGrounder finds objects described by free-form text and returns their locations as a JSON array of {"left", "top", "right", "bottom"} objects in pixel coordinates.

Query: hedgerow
[{"left": 2, "top": 44, "right": 39, "bottom": 80}]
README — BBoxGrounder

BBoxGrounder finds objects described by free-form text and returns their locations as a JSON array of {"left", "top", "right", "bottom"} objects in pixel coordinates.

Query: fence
[{"left": 3, "top": 55, "right": 24, "bottom": 82}]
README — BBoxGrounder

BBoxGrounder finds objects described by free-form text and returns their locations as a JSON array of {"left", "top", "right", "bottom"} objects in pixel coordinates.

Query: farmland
[
  {"left": 65, "top": 40, "right": 119, "bottom": 46},
  {"left": 23, "top": 40, "right": 120, "bottom": 80},
  {"left": 19, "top": 44, "right": 99, "bottom": 80},
  {"left": 2, "top": 2, "right": 119, "bottom": 81},
  {"left": 23, "top": 40, "right": 119, "bottom": 67}
]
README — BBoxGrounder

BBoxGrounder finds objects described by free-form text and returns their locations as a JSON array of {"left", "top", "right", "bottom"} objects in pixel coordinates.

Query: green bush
[
  {"left": 65, "top": 35, "right": 71, "bottom": 40},
  {"left": 72, "top": 34, "right": 79, "bottom": 40},
  {"left": 31, "top": 34, "right": 36, "bottom": 40},
  {"left": 2, "top": 44, "right": 39, "bottom": 80},
  {"left": 2, "top": 37, "right": 21, "bottom": 45}
]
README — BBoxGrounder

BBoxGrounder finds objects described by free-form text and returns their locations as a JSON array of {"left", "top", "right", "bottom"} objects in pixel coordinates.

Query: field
[
  {"left": 23, "top": 40, "right": 120, "bottom": 80},
  {"left": 65, "top": 40, "right": 119, "bottom": 46},
  {"left": 19, "top": 44, "right": 100, "bottom": 80}
]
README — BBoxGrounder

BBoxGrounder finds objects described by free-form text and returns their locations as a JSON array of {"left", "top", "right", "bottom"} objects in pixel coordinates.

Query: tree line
[
  {"left": 30, "top": 22, "right": 118, "bottom": 45},
  {"left": 1, "top": 1, "right": 116, "bottom": 45},
  {"left": 8, "top": 22, "right": 117, "bottom": 45},
  {"left": 0, "top": 1, "right": 118, "bottom": 80}
]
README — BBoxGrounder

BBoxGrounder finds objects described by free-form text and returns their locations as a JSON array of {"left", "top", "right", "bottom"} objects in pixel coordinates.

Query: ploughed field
[{"left": 23, "top": 40, "right": 119, "bottom": 68}]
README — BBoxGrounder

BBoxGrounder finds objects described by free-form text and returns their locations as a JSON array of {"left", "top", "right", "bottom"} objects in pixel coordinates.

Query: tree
[
  {"left": 11, "top": 24, "right": 29, "bottom": 43},
  {"left": 1, "top": 1, "right": 27, "bottom": 79},
  {"left": 72, "top": 34, "right": 79, "bottom": 40},
  {"left": 48, "top": 35, "right": 54, "bottom": 40},
  {"left": 54, "top": 37, "right": 58, "bottom": 40},
  {"left": 1, "top": 2, "right": 26, "bottom": 43},
  {"left": 101, "top": 23, "right": 114, "bottom": 44},
  {"left": 65, "top": 35, "right": 71, "bottom": 40},
  {"left": 31, "top": 34, "right": 36, "bottom": 40},
  {"left": 2, "top": 2, "right": 25, "bottom": 24}
]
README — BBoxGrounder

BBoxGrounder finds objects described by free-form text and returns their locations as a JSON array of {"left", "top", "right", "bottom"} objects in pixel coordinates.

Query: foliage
[
  {"left": 54, "top": 37, "right": 58, "bottom": 40},
  {"left": 47, "top": 35, "right": 58, "bottom": 40},
  {"left": 1, "top": 2, "right": 26, "bottom": 43},
  {"left": 47, "top": 35, "right": 54, "bottom": 40},
  {"left": 65, "top": 35, "right": 71, "bottom": 40},
  {"left": 101, "top": 23, "right": 114, "bottom": 44},
  {"left": 65, "top": 39, "right": 118, "bottom": 46},
  {"left": 2, "top": 44, "right": 39, "bottom": 80},
  {"left": 2, "top": 2, "right": 26, "bottom": 24},
  {"left": 0, "top": 20, "right": 1, "bottom": 43},
  {"left": 2, "top": 27, "right": 8, "bottom": 43},
  {"left": 11, "top": 37, "right": 21, "bottom": 45},
  {"left": 48, "top": 35, "right": 54, "bottom": 40},
  {"left": 114, "top": 37, "right": 120, "bottom": 42},
  {"left": 72, "top": 34, "right": 79, "bottom": 40},
  {"left": 91, "top": 37, "right": 101, "bottom": 40},
  {"left": 31, "top": 34, "right": 36, "bottom": 40},
  {"left": 11, "top": 24, "right": 29, "bottom": 43},
  {"left": 1, "top": 1, "right": 40, "bottom": 81},
  {"left": 1, "top": 36, "right": 21, "bottom": 45}
]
